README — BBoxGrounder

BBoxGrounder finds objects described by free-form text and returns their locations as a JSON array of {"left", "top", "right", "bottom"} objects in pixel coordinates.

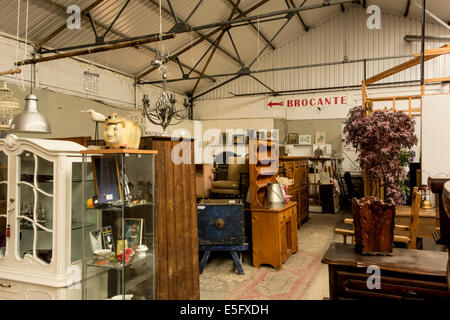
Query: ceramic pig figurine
[{"left": 103, "top": 113, "right": 141, "bottom": 149}]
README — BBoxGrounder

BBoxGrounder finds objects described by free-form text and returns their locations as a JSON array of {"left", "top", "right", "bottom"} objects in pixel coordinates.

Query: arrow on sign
[{"left": 268, "top": 101, "right": 284, "bottom": 108}]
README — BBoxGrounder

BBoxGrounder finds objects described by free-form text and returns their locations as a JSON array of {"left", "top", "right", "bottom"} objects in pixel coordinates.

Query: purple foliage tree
[{"left": 343, "top": 107, "right": 418, "bottom": 204}]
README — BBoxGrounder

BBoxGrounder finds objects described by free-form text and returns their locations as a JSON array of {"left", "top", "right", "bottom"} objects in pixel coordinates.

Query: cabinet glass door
[
  {"left": 82, "top": 152, "right": 156, "bottom": 300},
  {"left": 0, "top": 152, "right": 7, "bottom": 257},
  {"left": 17, "top": 151, "right": 54, "bottom": 264}
]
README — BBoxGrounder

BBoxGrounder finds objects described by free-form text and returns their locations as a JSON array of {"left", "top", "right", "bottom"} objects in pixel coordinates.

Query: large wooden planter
[{"left": 352, "top": 197, "right": 395, "bottom": 255}]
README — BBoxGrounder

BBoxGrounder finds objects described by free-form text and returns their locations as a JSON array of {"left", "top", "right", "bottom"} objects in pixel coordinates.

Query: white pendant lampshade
[{"left": 10, "top": 93, "right": 51, "bottom": 134}]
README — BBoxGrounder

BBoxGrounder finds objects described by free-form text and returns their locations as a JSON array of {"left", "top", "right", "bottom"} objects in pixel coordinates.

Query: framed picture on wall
[
  {"left": 233, "top": 134, "right": 245, "bottom": 145},
  {"left": 256, "top": 131, "right": 266, "bottom": 139},
  {"left": 287, "top": 133, "right": 298, "bottom": 144},
  {"left": 247, "top": 129, "right": 255, "bottom": 139},
  {"left": 299, "top": 135, "right": 312, "bottom": 145},
  {"left": 315, "top": 132, "right": 326, "bottom": 145}
]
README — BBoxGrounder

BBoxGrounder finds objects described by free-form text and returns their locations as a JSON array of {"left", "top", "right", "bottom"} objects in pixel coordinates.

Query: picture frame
[
  {"left": 298, "top": 135, "right": 312, "bottom": 145},
  {"left": 247, "top": 129, "right": 255, "bottom": 139},
  {"left": 315, "top": 132, "right": 326, "bottom": 145},
  {"left": 233, "top": 134, "right": 245, "bottom": 145},
  {"left": 287, "top": 133, "right": 298, "bottom": 144},
  {"left": 102, "top": 226, "right": 115, "bottom": 253},
  {"left": 92, "top": 156, "right": 122, "bottom": 205},
  {"left": 124, "top": 218, "right": 144, "bottom": 248}
]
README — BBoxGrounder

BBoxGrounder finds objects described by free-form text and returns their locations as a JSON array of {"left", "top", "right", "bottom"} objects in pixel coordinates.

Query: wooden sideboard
[
  {"left": 322, "top": 243, "right": 450, "bottom": 300},
  {"left": 252, "top": 202, "right": 298, "bottom": 270},
  {"left": 278, "top": 156, "right": 309, "bottom": 228}
]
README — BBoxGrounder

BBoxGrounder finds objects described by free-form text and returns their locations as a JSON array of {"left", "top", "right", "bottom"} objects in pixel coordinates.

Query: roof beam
[
  {"left": 404, "top": 0, "right": 411, "bottom": 17},
  {"left": 366, "top": 44, "right": 450, "bottom": 85},
  {"left": 36, "top": 0, "right": 106, "bottom": 50},
  {"left": 35, "top": 0, "right": 215, "bottom": 83},
  {"left": 144, "top": 0, "right": 241, "bottom": 66},
  {"left": 286, "top": 0, "right": 310, "bottom": 32},
  {"left": 413, "top": 1, "right": 450, "bottom": 31},
  {"left": 136, "top": 0, "right": 271, "bottom": 80},
  {"left": 185, "top": 0, "right": 204, "bottom": 24},
  {"left": 248, "top": 14, "right": 294, "bottom": 68},
  {"left": 190, "top": 0, "right": 241, "bottom": 95},
  {"left": 225, "top": 0, "right": 275, "bottom": 50}
]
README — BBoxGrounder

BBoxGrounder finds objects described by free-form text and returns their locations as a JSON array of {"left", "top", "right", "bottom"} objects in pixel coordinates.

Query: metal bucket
[{"left": 264, "top": 182, "right": 285, "bottom": 209}]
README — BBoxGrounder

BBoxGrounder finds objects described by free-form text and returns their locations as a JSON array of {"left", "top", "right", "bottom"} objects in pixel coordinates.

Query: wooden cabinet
[
  {"left": 322, "top": 243, "right": 450, "bottom": 300},
  {"left": 248, "top": 139, "right": 298, "bottom": 269},
  {"left": 279, "top": 157, "right": 310, "bottom": 227},
  {"left": 0, "top": 135, "right": 87, "bottom": 299},
  {"left": 252, "top": 202, "right": 298, "bottom": 270},
  {"left": 139, "top": 137, "right": 199, "bottom": 300}
]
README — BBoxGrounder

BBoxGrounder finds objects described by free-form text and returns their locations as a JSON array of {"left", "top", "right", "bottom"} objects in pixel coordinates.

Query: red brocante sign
[{"left": 267, "top": 95, "right": 348, "bottom": 108}]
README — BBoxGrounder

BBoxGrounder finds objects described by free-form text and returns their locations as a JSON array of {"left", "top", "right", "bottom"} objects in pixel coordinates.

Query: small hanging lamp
[
  {"left": 10, "top": 93, "right": 51, "bottom": 134},
  {"left": 10, "top": 59, "right": 51, "bottom": 134},
  {"left": 0, "top": 82, "right": 21, "bottom": 131}
]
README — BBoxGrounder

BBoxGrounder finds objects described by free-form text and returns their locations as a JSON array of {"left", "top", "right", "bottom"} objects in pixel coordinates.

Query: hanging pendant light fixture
[
  {"left": 142, "top": 60, "right": 188, "bottom": 131},
  {"left": 10, "top": 93, "right": 51, "bottom": 134},
  {"left": 9, "top": 0, "right": 51, "bottom": 134},
  {"left": 141, "top": 0, "right": 188, "bottom": 131},
  {"left": 10, "top": 63, "right": 51, "bottom": 134}
]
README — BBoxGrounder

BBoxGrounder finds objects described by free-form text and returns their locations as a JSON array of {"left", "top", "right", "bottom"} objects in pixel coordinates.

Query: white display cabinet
[{"left": 0, "top": 134, "right": 87, "bottom": 300}]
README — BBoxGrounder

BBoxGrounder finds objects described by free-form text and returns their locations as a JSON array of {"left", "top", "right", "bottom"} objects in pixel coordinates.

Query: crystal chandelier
[{"left": 142, "top": 57, "right": 189, "bottom": 131}]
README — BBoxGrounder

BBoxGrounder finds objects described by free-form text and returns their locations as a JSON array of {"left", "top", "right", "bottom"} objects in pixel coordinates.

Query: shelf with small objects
[
  {"left": 249, "top": 138, "right": 298, "bottom": 270},
  {"left": 81, "top": 148, "right": 157, "bottom": 301}
]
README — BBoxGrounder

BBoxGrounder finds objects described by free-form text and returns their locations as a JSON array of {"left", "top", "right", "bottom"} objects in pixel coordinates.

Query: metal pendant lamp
[{"left": 10, "top": 93, "right": 51, "bottom": 134}]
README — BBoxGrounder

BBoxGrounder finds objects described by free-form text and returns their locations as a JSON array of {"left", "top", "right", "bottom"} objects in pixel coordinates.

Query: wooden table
[
  {"left": 322, "top": 243, "right": 449, "bottom": 300},
  {"left": 395, "top": 206, "right": 438, "bottom": 239}
]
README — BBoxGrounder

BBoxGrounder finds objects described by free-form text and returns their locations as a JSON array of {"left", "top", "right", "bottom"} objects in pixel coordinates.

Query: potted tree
[{"left": 343, "top": 107, "right": 418, "bottom": 254}]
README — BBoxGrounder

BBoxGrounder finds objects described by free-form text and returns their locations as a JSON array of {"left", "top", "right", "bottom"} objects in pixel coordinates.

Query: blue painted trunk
[{"left": 197, "top": 199, "right": 245, "bottom": 245}]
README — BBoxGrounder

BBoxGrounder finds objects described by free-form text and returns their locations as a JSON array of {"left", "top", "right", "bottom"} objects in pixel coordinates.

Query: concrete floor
[{"left": 200, "top": 211, "right": 347, "bottom": 300}]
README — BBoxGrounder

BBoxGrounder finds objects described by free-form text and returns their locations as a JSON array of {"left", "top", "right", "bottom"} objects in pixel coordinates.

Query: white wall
[
  {"left": 194, "top": 85, "right": 440, "bottom": 121},
  {"left": 422, "top": 93, "right": 450, "bottom": 185},
  {"left": 197, "top": 6, "right": 450, "bottom": 100}
]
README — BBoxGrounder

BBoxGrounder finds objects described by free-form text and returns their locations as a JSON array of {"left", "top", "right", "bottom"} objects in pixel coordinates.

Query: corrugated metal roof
[{"left": 0, "top": 0, "right": 448, "bottom": 95}]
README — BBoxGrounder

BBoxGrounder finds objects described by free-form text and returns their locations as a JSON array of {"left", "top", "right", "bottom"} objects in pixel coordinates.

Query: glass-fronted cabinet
[
  {"left": 0, "top": 134, "right": 87, "bottom": 300},
  {"left": 81, "top": 149, "right": 156, "bottom": 300}
]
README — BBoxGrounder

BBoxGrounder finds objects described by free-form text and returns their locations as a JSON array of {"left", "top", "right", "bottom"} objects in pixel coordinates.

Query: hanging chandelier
[
  {"left": 142, "top": 57, "right": 189, "bottom": 131},
  {"left": 0, "top": 82, "right": 21, "bottom": 131}
]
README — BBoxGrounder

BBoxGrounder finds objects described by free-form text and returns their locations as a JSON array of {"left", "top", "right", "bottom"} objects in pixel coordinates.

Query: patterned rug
[{"left": 200, "top": 213, "right": 341, "bottom": 300}]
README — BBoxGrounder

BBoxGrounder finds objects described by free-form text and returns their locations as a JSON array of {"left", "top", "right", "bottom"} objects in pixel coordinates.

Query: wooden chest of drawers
[
  {"left": 322, "top": 243, "right": 450, "bottom": 300},
  {"left": 252, "top": 202, "right": 298, "bottom": 270},
  {"left": 279, "top": 157, "right": 309, "bottom": 227}
]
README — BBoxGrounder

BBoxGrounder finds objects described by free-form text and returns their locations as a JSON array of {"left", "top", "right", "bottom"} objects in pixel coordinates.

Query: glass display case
[
  {"left": 81, "top": 149, "right": 157, "bottom": 300},
  {"left": 0, "top": 134, "right": 87, "bottom": 300}
]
